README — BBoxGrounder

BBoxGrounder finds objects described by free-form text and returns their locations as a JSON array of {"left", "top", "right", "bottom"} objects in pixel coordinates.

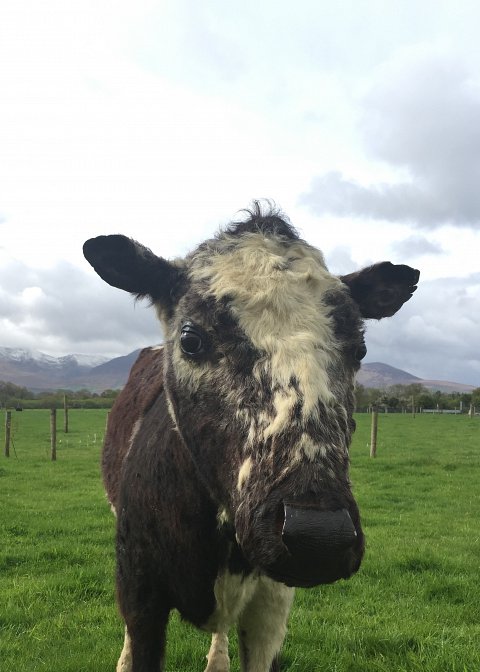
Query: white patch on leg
[
  {"left": 204, "top": 571, "right": 293, "bottom": 672},
  {"left": 205, "top": 571, "right": 259, "bottom": 633},
  {"left": 116, "top": 627, "right": 132, "bottom": 672},
  {"left": 205, "top": 632, "right": 230, "bottom": 672},
  {"left": 203, "top": 572, "right": 260, "bottom": 671},
  {"left": 237, "top": 577, "right": 294, "bottom": 672}
]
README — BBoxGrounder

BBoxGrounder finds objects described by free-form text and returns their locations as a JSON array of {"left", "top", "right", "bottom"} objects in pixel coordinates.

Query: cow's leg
[
  {"left": 117, "top": 627, "right": 132, "bottom": 671},
  {"left": 116, "top": 625, "right": 169, "bottom": 672},
  {"left": 121, "top": 606, "right": 169, "bottom": 672},
  {"left": 204, "top": 632, "right": 230, "bottom": 672},
  {"left": 116, "top": 567, "right": 170, "bottom": 672},
  {"left": 237, "top": 578, "right": 294, "bottom": 672}
]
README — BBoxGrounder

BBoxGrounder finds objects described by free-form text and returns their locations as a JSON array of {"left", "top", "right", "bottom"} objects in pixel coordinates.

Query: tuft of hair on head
[{"left": 223, "top": 199, "right": 300, "bottom": 241}]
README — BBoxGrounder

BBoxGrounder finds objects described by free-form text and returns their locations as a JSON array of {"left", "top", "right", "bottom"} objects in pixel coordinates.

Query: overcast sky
[{"left": 1, "top": 1, "right": 479, "bottom": 385}]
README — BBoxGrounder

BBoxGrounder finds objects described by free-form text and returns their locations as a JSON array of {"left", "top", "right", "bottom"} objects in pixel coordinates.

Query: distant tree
[
  {"left": 354, "top": 384, "right": 382, "bottom": 409},
  {"left": 100, "top": 389, "right": 121, "bottom": 399},
  {"left": 0, "top": 381, "right": 34, "bottom": 407},
  {"left": 458, "top": 392, "right": 472, "bottom": 408},
  {"left": 417, "top": 392, "right": 436, "bottom": 409},
  {"left": 402, "top": 383, "right": 429, "bottom": 398},
  {"left": 471, "top": 388, "right": 480, "bottom": 407},
  {"left": 74, "top": 389, "right": 94, "bottom": 400}
]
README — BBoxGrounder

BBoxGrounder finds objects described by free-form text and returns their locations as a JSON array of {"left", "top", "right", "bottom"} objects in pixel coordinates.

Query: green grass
[{"left": 1, "top": 411, "right": 479, "bottom": 670}]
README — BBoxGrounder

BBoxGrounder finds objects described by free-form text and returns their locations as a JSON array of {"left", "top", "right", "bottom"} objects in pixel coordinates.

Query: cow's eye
[{"left": 180, "top": 324, "right": 205, "bottom": 357}]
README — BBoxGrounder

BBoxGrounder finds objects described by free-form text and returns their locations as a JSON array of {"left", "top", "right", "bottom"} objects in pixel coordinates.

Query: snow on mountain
[
  {"left": 0, "top": 347, "right": 108, "bottom": 369},
  {"left": 61, "top": 353, "right": 110, "bottom": 367},
  {"left": 0, "top": 346, "right": 59, "bottom": 365},
  {"left": 0, "top": 346, "right": 141, "bottom": 392}
]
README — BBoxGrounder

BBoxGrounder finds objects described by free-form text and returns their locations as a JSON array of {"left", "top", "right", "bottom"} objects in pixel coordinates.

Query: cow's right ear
[
  {"left": 83, "top": 235, "right": 182, "bottom": 308},
  {"left": 340, "top": 261, "right": 420, "bottom": 319}
]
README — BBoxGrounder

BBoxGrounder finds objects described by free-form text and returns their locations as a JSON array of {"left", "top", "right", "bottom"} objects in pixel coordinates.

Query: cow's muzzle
[
  {"left": 272, "top": 504, "right": 362, "bottom": 587},
  {"left": 256, "top": 502, "right": 364, "bottom": 588}
]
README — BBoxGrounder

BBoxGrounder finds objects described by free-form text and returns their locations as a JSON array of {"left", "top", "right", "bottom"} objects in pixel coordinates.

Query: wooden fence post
[
  {"left": 370, "top": 406, "right": 378, "bottom": 458},
  {"left": 51, "top": 408, "right": 57, "bottom": 461},
  {"left": 4, "top": 411, "right": 11, "bottom": 458},
  {"left": 64, "top": 394, "right": 69, "bottom": 434}
]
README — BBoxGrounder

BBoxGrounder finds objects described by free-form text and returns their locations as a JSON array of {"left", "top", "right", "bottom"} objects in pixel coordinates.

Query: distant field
[{"left": 1, "top": 411, "right": 479, "bottom": 671}]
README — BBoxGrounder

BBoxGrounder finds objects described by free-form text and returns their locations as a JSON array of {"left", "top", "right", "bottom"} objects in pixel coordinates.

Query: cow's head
[{"left": 84, "top": 204, "right": 419, "bottom": 588}]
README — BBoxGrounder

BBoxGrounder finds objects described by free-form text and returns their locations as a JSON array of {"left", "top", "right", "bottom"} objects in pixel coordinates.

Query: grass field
[{"left": 1, "top": 410, "right": 479, "bottom": 671}]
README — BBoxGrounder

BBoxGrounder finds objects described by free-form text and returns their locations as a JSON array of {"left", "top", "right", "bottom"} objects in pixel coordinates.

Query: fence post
[
  {"left": 64, "top": 394, "right": 69, "bottom": 434},
  {"left": 51, "top": 408, "right": 57, "bottom": 461},
  {"left": 370, "top": 406, "right": 378, "bottom": 458},
  {"left": 4, "top": 411, "right": 11, "bottom": 458}
]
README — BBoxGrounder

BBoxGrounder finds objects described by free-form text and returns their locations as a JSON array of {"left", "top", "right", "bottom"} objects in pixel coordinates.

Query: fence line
[
  {"left": 4, "top": 411, "right": 11, "bottom": 457},
  {"left": 50, "top": 408, "right": 57, "bottom": 461}
]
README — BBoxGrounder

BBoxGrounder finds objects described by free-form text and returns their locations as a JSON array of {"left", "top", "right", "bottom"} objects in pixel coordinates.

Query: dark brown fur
[{"left": 102, "top": 347, "right": 164, "bottom": 509}]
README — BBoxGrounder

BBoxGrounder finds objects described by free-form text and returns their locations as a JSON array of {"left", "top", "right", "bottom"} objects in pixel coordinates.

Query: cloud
[
  {"left": 364, "top": 273, "right": 480, "bottom": 385},
  {"left": 0, "top": 260, "right": 162, "bottom": 357},
  {"left": 301, "top": 50, "right": 480, "bottom": 229},
  {"left": 390, "top": 235, "right": 444, "bottom": 259},
  {"left": 299, "top": 172, "right": 447, "bottom": 224},
  {"left": 325, "top": 245, "right": 359, "bottom": 276}
]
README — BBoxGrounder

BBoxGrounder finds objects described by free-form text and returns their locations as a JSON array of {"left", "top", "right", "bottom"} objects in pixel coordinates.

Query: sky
[{"left": 1, "top": 0, "right": 479, "bottom": 386}]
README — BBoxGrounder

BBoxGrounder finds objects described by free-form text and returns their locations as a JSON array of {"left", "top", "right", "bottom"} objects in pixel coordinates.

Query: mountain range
[
  {"left": 0, "top": 346, "right": 142, "bottom": 393},
  {"left": 0, "top": 347, "right": 475, "bottom": 394},
  {"left": 357, "top": 362, "right": 475, "bottom": 393}
]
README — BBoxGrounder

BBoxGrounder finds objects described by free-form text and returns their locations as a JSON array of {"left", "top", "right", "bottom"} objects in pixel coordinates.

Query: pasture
[{"left": 0, "top": 410, "right": 479, "bottom": 671}]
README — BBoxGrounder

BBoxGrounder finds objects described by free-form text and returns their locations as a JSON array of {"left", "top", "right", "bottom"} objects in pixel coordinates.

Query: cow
[{"left": 83, "top": 203, "right": 419, "bottom": 672}]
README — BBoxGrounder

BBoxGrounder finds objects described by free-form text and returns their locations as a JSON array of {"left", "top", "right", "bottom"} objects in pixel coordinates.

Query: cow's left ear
[
  {"left": 340, "top": 261, "right": 420, "bottom": 319},
  {"left": 83, "top": 235, "right": 183, "bottom": 311}
]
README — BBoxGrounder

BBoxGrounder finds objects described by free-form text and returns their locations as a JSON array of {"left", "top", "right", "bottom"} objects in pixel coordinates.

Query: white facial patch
[{"left": 191, "top": 234, "right": 345, "bottom": 439}]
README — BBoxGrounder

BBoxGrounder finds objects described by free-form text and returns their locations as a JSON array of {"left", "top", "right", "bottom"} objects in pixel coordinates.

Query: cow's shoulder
[{"left": 102, "top": 346, "right": 165, "bottom": 508}]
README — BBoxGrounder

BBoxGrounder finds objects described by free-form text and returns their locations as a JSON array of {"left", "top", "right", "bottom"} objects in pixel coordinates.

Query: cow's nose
[
  {"left": 282, "top": 504, "right": 357, "bottom": 554},
  {"left": 264, "top": 504, "right": 363, "bottom": 588}
]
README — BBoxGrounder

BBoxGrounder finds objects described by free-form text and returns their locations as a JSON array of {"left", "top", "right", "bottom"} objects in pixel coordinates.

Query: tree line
[
  {"left": 355, "top": 382, "right": 480, "bottom": 412},
  {"left": 1, "top": 379, "right": 479, "bottom": 412},
  {"left": 0, "top": 381, "right": 120, "bottom": 409}
]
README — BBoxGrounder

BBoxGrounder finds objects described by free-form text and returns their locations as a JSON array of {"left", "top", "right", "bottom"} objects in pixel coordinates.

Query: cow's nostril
[{"left": 274, "top": 501, "right": 285, "bottom": 537}]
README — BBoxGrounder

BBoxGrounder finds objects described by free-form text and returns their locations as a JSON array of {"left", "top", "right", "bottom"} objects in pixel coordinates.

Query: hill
[
  {"left": 358, "top": 362, "right": 475, "bottom": 393},
  {"left": 0, "top": 347, "right": 142, "bottom": 393},
  {"left": 0, "top": 347, "right": 475, "bottom": 394}
]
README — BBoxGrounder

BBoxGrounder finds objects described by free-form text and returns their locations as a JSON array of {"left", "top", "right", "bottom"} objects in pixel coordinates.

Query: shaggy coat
[{"left": 84, "top": 204, "right": 419, "bottom": 672}]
